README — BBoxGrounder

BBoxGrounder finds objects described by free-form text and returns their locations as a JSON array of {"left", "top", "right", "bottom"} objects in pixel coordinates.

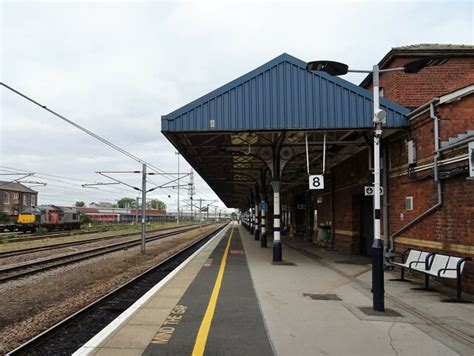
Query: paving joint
[{"left": 283, "top": 239, "right": 474, "bottom": 353}]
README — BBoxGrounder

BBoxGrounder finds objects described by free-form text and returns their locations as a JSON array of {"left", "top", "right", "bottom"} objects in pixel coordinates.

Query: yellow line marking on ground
[{"left": 192, "top": 224, "right": 234, "bottom": 356}]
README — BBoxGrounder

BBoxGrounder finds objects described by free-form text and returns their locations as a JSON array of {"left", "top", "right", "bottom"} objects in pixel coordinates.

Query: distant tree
[
  {"left": 75, "top": 201, "right": 85, "bottom": 207},
  {"left": 0, "top": 211, "right": 11, "bottom": 224},
  {"left": 80, "top": 213, "right": 92, "bottom": 224},
  {"left": 117, "top": 197, "right": 137, "bottom": 208},
  {"left": 149, "top": 199, "right": 166, "bottom": 210}
]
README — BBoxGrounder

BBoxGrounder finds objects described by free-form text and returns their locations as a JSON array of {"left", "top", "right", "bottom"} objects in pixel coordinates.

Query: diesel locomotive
[{"left": 17, "top": 205, "right": 81, "bottom": 232}]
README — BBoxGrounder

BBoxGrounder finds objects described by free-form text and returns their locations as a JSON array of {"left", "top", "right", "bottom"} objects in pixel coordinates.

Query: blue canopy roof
[{"left": 162, "top": 53, "right": 409, "bottom": 132}]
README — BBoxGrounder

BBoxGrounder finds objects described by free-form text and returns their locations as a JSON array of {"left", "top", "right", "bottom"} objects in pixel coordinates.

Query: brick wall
[
  {"left": 367, "top": 56, "right": 474, "bottom": 109},
  {"left": 310, "top": 150, "right": 372, "bottom": 254},
  {"left": 384, "top": 76, "right": 474, "bottom": 293},
  {"left": 301, "top": 50, "right": 474, "bottom": 294},
  {"left": 437, "top": 94, "right": 474, "bottom": 141}
]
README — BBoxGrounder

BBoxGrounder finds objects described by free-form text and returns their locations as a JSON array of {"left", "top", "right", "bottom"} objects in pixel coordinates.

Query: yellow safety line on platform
[{"left": 192, "top": 223, "right": 234, "bottom": 356}]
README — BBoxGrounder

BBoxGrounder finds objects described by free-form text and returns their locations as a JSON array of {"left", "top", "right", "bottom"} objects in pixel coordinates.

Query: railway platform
[{"left": 75, "top": 222, "right": 474, "bottom": 356}]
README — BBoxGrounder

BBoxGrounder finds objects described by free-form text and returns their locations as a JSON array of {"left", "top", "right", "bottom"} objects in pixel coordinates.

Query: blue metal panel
[{"left": 161, "top": 53, "right": 409, "bottom": 132}]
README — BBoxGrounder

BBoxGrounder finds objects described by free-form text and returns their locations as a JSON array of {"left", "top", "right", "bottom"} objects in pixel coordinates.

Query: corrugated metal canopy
[
  {"left": 161, "top": 53, "right": 410, "bottom": 208},
  {"left": 162, "top": 53, "right": 409, "bottom": 132}
]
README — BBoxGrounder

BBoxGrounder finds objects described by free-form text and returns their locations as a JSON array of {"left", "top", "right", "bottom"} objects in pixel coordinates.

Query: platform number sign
[{"left": 309, "top": 175, "right": 324, "bottom": 190}]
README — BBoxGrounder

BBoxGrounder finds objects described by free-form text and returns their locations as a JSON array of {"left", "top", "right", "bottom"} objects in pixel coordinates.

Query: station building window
[
  {"left": 31, "top": 195, "right": 36, "bottom": 206},
  {"left": 4, "top": 192, "right": 9, "bottom": 204}
]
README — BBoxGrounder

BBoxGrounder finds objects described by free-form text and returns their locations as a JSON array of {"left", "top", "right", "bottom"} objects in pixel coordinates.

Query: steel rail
[
  {"left": 0, "top": 227, "right": 111, "bottom": 244},
  {"left": 6, "top": 223, "right": 227, "bottom": 356},
  {"left": 0, "top": 225, "right": 210, "bottom": 282},
  {"left": 0, "top": 224, "right": 204, "bottom": 258}
]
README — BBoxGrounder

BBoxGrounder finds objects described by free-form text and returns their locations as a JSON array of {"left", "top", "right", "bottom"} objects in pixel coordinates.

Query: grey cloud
[{"left": 2, "top": 0, "right": 472, "bottom": 209}]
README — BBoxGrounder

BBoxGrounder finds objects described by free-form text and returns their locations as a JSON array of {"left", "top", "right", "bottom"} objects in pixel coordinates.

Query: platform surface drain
[{"left": 303, "top": 293, "right": 342, "bottom": 301}]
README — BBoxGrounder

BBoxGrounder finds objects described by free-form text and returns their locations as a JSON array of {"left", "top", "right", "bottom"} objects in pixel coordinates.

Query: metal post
[
  {"left": 271, "top": 180, "right": 282, "bottom": 262},
  {"left": 135, "top": 196, "right": 139, "bottom": 226},
  {"left": 189, "top": 170, "right": 194, "bottom": 221},
  {"left": 254, "top": 201, "right": 260, "bottom": 240},
  {"left": 199, "top": 198, "right": 202, "bottom": 230},
  {"left": 260, "top": 197, "right": 267, "bottom": 248},
  {"left": 372, "top": 65, "right": 384, "bottom": 311},
  {"left": 383, "top": 144, "right": 390, "bottom": 261},
  {"left": 260, "top": 171, "right": 267, "bottom": 247},
  {"left": 252, "top": 207, "right": 255, "bottom": 233},
  {"left": 330, "top": 168, "right": 335, "bottom": 248},
  {"left": 176, "top": 152, "right": 180, "bottom": 226},
  {"left": 141, "top": 163, "right": 146, "bottom": 254}
]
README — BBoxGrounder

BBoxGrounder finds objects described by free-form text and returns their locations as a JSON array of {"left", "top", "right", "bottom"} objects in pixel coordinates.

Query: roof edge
[
  {"left": 408, "top": 84, "right": 474, "bottom": 119},
  {"left": 360, "top": 44, "right": 474, "bottom": 88},
  {"left": 162, "top": 53, "right": 302, "bottom": 121}
]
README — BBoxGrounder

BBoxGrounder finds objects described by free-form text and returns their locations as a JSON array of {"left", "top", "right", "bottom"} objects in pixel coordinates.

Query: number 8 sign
[{"left": 309, "top": 175, "right": 324, "bottom": 190}]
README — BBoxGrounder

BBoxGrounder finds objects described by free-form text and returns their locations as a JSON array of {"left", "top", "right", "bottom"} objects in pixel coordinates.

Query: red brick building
[
  {"left": 162, "top": 44, "right": 473, "bottom": 295},
  {"left": 309, "top": 44, "right": 474, "bottom": 291},
  {"left": 0, "top": 181, "right": 38, "bottom": 217}
]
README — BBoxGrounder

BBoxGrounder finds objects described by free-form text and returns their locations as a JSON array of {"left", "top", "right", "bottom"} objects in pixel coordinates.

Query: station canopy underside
[{"left": 162, "top": 53, "right": 410, "bottom": 209}]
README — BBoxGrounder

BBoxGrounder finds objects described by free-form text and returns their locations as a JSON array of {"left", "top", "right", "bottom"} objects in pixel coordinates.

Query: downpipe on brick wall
[{"left": 388, "top": 101, "right": 443, "bottom": 249}]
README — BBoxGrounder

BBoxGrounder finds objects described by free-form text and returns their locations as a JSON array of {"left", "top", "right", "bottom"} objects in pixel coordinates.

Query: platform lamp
[{"left": 306, "top": 56, "right": 448, "bottom": 312}]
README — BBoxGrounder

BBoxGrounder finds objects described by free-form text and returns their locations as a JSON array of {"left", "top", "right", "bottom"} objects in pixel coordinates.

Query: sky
[{"left": 0, "top": 0, "right": 472, "bottom": 213}]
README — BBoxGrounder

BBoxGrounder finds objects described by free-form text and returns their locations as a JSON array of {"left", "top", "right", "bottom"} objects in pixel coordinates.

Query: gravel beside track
[
  {"left": 0, "top": 222, "right": 192, "bottom": 251},
  {"left": 0, "top": 223, "right": 207, "bottom": 265},
  {"left": 0, "top": 224, "right": 223, "bottom": 354},
  {"left": 0, "top": 228, "right": 109, "bottom": 243},
  {"left": 0, "top": 225, "right": 205, "bottom": 282}
]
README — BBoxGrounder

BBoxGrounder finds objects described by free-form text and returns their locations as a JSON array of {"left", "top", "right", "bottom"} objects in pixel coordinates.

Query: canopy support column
[
  {"left": 271, "top": 143, "right": 282, "bottom": 262},
  {"left": 260, "top": 170, "right": 267, "bottom": 248},
  {"left": 271, "top": 180, "right": 282, "bottom": 261},
  {"left": 254, "top": 184, "right": 260, "bottom": 241}
]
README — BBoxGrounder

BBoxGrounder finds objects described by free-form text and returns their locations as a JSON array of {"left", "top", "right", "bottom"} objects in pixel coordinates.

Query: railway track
[
  {"left": 6, "top": 223, "right": 227, "bottom": 356},
  {"left": 0, "top": 224, "right": 187, "bottom": 243},
  {"left": 0, "top": 224, "right": 210, "bottom": 283},
  {"left": 0, "top": 227, "right": 110, "bottom": 243},
  {"left": 0, "top": 224, "right": 204, "bottom": 258}
]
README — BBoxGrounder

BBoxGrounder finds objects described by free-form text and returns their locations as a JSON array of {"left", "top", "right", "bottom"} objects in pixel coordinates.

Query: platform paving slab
[
  {"left": 80, "top": 225, "right": 229, "bottom": 356},
  {"left": 240, "top": 225, "right": 472, "bottom": 356},
  {"left": 79, "top": 223, "right": 473, "bottom": 356},
  {"left": 143, "top": 225, "right": 273, "bottom": 356},
  {"left": 242, "top": 229, "right": 474, "bottom": 355}
]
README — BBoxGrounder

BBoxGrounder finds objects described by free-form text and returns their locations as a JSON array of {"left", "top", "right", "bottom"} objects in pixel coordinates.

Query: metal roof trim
[
  {"left": 162, "top": 53, "right": 301, "bottom": 121},
  {"left": 162, "top": 53, "right": 409, "bottom": 131}
]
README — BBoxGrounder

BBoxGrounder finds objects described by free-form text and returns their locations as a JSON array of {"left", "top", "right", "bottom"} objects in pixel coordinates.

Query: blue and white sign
[
  {"left": 259, "top": 201, "right": 268, "bottom": 211},
  {"left": 364, "top": 186, "right": 384, "bottom": 196}
]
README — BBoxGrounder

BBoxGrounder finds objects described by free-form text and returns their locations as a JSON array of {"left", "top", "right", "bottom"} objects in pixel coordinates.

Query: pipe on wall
[
  {"left": 382, "top": 143, "right": 391, "bottom": 257},
  {"left": 390, "top": 102, "right": 443, "bottom": 239}
]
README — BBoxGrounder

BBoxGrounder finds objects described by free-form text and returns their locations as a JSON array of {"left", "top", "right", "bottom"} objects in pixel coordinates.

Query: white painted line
[{"left": 73, "top": 224, "right": 231, "bottom": 356}]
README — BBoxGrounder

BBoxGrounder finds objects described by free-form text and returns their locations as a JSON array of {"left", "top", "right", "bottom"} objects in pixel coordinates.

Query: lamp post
[{"left": 306, "top": 56, "right": 447, "bottom": 312}]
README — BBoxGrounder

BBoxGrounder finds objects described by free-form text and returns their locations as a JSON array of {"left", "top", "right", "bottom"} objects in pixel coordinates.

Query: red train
[{"left": 82, "top": 210, "right": 174, "bottom": 223}]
